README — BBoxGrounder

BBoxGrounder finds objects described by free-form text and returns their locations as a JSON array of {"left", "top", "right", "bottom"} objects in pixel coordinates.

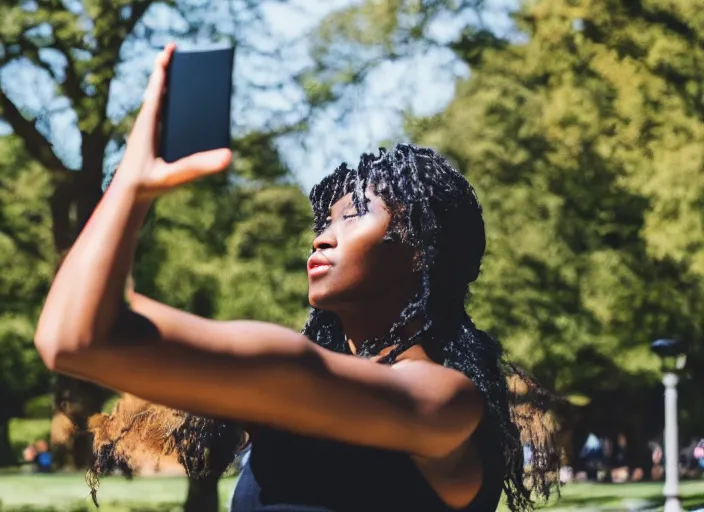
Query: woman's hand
[
  {"left": 35, "top": 44, "right": 231, "bottom": 359},
  {"left": 112, "top": 43, "right": 232, "bottom": 202}
]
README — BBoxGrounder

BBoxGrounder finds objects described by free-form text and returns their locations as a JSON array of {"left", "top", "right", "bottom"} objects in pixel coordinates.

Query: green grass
[
  {"left": 0, "top": 473, "right": 238, "bottom": 511},
  {"left": 0, "top": 473, "right": 702, "bottom": 511},
  {"left": 527, "top": 480, "right": 704, "bottom": 511}
]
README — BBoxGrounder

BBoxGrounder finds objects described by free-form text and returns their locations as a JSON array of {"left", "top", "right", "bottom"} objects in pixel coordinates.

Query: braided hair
[{"left": 303, "top": 144, "right": 560, "bottom": 510}]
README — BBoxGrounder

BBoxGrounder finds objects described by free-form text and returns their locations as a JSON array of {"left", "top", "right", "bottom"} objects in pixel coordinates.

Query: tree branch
[
  {"left": 15, "top": 35, "right": 58, "bottom": 81},
  {"left": 0, "top": 89, "right": 69, "bottom": 174},
  {"left": 52, "top": 37, "right": 84, "bottom": 104},
  {"left": 87, "top": 0, "right": 151, "bottom": 141},
  {"left": 100, "top": 0, "right": 152, "bottom": 73},
  {"left": 35, "top": 0, "right": 87, "bottom": 102}
]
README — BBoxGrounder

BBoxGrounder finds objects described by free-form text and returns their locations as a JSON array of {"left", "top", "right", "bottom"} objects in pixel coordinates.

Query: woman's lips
[
  {"left": 308, "top": 253, "right": 332, "bottom": 277},
  {"left": 308, "top": 264, "right": 332, "bottom": 277}
]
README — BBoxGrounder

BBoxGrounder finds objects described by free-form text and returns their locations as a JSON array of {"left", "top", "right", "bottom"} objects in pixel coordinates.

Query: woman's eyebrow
[{"left": 328, "top": 201, "right": 356, "bottom": 217}]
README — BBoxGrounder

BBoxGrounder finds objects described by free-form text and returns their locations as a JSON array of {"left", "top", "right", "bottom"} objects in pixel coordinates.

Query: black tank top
[{"left": 230, "top": 420, "right": 504, "bottom": 512}]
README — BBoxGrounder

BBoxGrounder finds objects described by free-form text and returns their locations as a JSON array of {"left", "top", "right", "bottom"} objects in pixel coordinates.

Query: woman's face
[{"left": 307, "top": 189, "right": 417, "bottom": 312}]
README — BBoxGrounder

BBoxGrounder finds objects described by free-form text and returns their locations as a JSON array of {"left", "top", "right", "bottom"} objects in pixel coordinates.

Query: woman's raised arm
[
  {"left": 34, "top": 43, "right": 231, "bottom": 362},
  {"left": 34, "top": 44, "right": 483, "bottom": 461}
]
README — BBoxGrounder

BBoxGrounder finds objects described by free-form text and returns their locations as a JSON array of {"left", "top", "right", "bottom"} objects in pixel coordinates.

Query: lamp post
[{"left": 650, "top": 338, "right": 687, "bottom": 512}]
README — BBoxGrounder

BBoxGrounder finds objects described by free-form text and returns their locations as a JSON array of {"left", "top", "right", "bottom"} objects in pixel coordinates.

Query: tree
[
  {"left": 288, "top": 0, "right": 497, "bottom": 171},
  {"left": 0, "top": 0, "right": 316, "bottom": 470},
  {"left": 0, "top": 135, "right": 54, "bottom": 465},
  {"left": 0, "top": 0, "right": 316, "bottom": 507},
  {"left": 410, "top": 0, "right": 704, "bottom": 461},
  {"left": 313, "top": 0, "right": 704, "bottom": 465}
]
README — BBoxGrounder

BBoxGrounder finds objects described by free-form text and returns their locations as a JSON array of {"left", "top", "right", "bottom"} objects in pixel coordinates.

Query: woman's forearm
[
  {"left": 36, "top": 44, "right": 231, "bottom": 367},
  {"left": 35, "top": 179, "right": 151, "bottom": 364}
]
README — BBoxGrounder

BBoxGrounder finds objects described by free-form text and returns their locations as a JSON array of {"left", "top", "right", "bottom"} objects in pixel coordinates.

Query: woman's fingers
[
  {"left": 131, "top": 43, "right": 176, "bottom": 142},
  {"left": 156, "top": 43, "right": 175, "bottom": 69},
  {"left": 118, "top": 44, "right": 230, "bottom": 196},
  {"left": 144, "top": 43, "right": 175, "bottom": 111},
  {"left": 157, "top": 149, "right": 232, "bottom": 189}
]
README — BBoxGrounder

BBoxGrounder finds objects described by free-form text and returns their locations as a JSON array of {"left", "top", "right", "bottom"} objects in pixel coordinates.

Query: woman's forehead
[
  {"left": 328, "top": 188, "right": 383, "bottom": 214},
  {"left": 329, "top": 192, "right": 353, "bottom": 210}
]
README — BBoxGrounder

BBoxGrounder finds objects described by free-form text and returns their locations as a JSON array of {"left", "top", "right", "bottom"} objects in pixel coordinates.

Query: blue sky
[
  {"left": 263, "top": 0, "right": 518, "bottom": 190},
  {"left": 0, "top": 0, "right": 518, "bottom": 191}
]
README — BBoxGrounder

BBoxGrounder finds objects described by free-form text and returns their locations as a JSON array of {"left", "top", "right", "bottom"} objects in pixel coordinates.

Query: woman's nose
[{"left": 312, "top": 227, "right": 336, "bottom": 252}]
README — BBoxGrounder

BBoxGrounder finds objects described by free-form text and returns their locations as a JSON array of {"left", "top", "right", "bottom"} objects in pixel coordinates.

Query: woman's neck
[
  {"left": 343, "top": 314, "right": 424, "bottom": 355},
  {"left": 334, "top": 280, "right": 422, "bottom": 354}
]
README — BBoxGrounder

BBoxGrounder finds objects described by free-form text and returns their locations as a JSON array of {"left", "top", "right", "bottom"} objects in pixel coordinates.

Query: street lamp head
[
  {"left": 651, "top": 338, "right": 687, "bottom": 373},
  {"left": 651, "top": 338, "right": 686, "bottom": 357}
]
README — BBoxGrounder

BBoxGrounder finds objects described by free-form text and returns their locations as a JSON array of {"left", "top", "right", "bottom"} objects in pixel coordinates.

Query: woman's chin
[
  {"left": 308, "top": 295, "right": 328, "bottom": 310},
  {"left": 308, "top": 290, "right": 338, "bottom": 311}
]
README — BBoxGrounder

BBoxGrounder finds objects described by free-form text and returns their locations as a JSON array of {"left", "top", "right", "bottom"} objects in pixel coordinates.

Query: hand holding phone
[
  {"left": 110, "top": 44, "right": 231, "bottom": 202},
  {"left": 159, "top": 46, "right": 235, "bottom": 163}
]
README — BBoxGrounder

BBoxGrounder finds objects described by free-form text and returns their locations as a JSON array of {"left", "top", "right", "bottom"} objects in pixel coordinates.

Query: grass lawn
[
  {"left": 0, "top": 472, "right": 703, "bottom": 511},
  {"left": 0, "top": 472, "right": 238, "bottom": 511},
  {"left": 531, "top": 480, "right": 704, "bottom": 511}
]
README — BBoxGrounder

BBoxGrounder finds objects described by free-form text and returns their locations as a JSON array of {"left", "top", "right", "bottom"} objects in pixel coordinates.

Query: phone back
[{"left": 160, "top": 47, "right": 234, "bottom": 163}]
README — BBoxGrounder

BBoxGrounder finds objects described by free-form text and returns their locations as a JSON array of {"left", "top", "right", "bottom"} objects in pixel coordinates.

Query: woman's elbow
[
  {"left": 34, "top": 332, "right": 61, "bottom": 371},
  {"left": 33, "top": 334, "right": 52, "bottom": 370},
  {"left": 34, "top": 325, "right": 93, "bottom": 372}
]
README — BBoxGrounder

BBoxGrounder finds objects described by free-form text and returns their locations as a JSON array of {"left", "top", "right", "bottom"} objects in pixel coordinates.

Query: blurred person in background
[
  {"left": 579, "top": 433, "right": 604, "bottom": 482},
  {"left": 610, "top": 433, "right": 629, "bottom": 483},
  {"left": 650, "top": 440, "right": 664, "bottom": 481},
  {"left": 22, "top": 440, "right": 53, "bottom": 473}
]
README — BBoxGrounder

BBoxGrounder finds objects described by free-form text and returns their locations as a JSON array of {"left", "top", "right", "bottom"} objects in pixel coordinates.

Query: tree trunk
[
  {"left": 50, "top": 148, "right": 112, "bottom": 469},
  {"left": 0, "top": 417, "right": 14, "bottom": 467},
  {"left": 184, "top": 475, "right": 221, "bottom": 512}
]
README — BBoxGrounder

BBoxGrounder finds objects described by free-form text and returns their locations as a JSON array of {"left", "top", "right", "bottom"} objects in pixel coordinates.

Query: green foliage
[
  {"left": 0, "top": 136, "right": 55, "bottom": 313},
  {"left": 8, "top": 418, "right": 51, "bottom": 462},
  {"left": 306, "top": 0, "right": 486, "bottom": 109},
  {"left": 406, "top": 0, "right": 704, "bottom": 398},
  {"left": 0, "top": 315, "right": 50, "bottom": 417},
  {"left": 135, "top": 178, "right": 312, "bottom": 330},
  {"left": 232, "top": 132, "right": 292, "bottom": 182},
  {"left": 0, "top": 138, "right": 54, "bottom": 429},
  {"left": 129, "top": 130, "right": 312, "bottom": 329},
  {"left": 23, "top": 395, "right": 54, "bottom": 419},
  {"left": 9, "top": 418, "right": 51, "bottom": 447},
  {"left": 0, "top": 0, "right": 316, "bottom": 480},
  {"left": 314, "top": 0, "right": 704, "bottom": 416}
]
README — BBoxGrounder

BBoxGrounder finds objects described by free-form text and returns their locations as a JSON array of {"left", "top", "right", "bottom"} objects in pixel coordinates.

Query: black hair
[
  {"left": 303, "top": 144, "right": 560, "bottom": 510},
  {"left": 88, "top": 143, "right": 559, "bottom": 511}
]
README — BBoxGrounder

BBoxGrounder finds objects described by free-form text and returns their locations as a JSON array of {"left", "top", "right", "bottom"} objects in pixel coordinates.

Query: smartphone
[{"left": 159, "top": 46, "right": 235, "bottom": 163}]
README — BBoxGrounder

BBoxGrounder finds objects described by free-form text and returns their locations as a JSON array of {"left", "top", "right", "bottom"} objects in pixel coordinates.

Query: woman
[{"left": 35, "top": 44, "right": 559, "bottom": 511}]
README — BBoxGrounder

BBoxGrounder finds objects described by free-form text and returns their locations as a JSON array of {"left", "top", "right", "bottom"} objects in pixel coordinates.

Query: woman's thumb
[{"left": 161, "top": 149, "right": 232, "bottom": 187}]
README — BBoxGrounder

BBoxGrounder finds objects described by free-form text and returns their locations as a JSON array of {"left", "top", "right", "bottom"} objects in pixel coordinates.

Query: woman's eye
[
  {"left": 342, "top": 208, "right": 362, "bottom": 220},
  {"left": 315, "top": 212, "right": 360, "bottom": 233}
]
